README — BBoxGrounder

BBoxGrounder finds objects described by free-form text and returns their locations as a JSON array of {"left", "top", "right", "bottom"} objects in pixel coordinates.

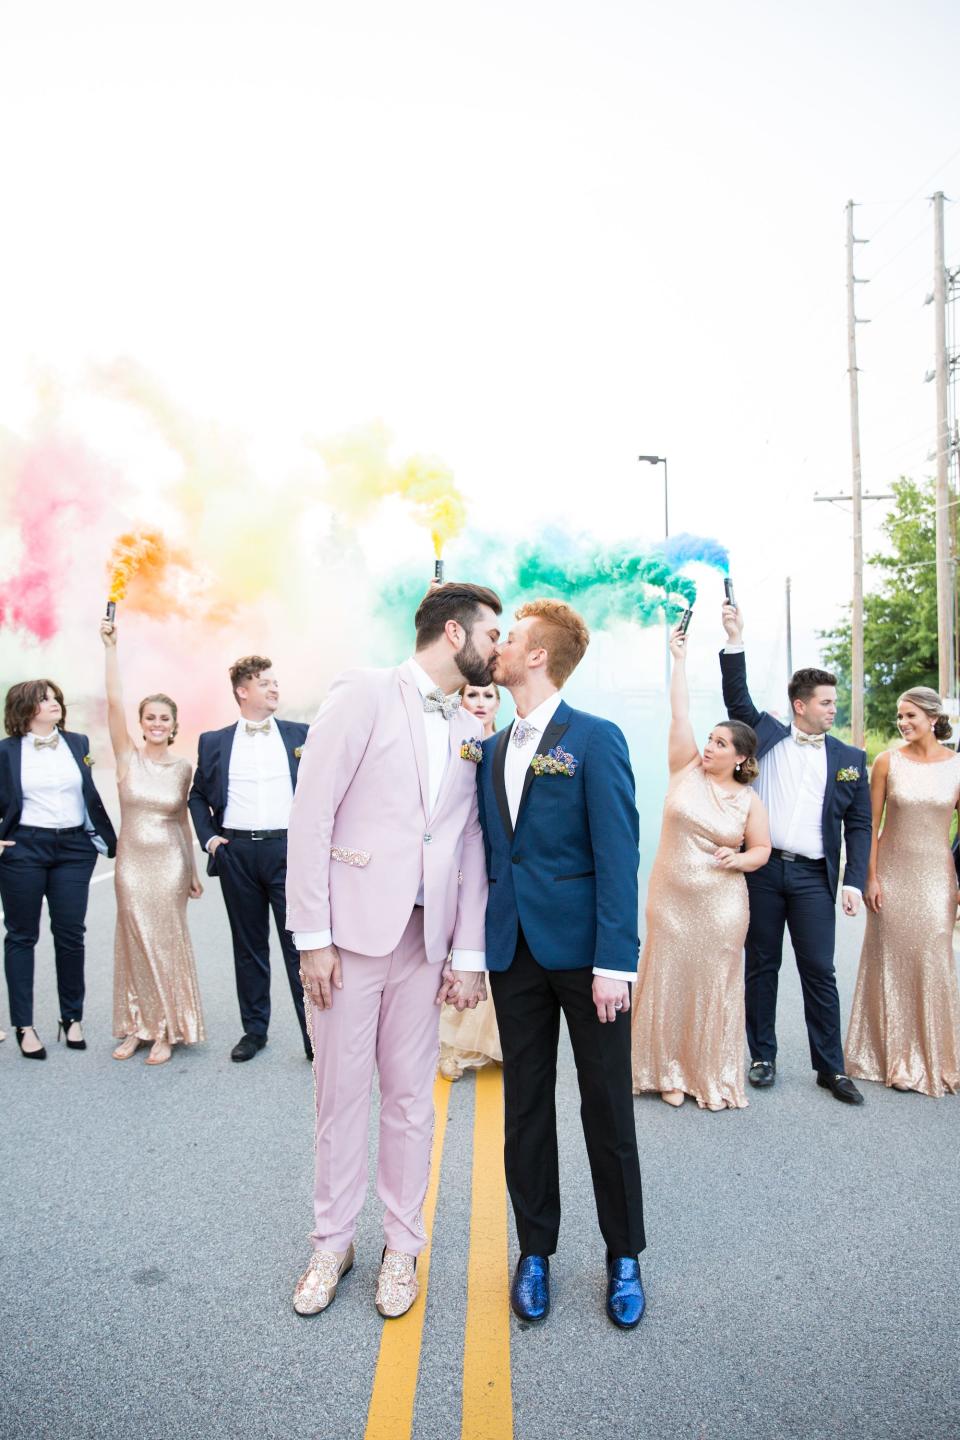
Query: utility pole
[
  {"left": 785, "top": 576, "right": 793, "bottom": 679},
  {"left": 933, "top": 191, "right": 954, "bottom": 699},
  {"left": 845, "top": 199, "right": 869, "bottom": 747}
]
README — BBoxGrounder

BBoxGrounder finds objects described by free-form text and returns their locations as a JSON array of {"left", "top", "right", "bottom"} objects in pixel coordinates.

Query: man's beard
[{"left": 455, "top": 636, "right": 495, "bottom": 687}]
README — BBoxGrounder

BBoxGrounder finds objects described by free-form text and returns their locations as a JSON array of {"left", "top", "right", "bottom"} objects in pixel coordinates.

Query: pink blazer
[{"left": 285, "top": 665, "right": 488, "bottom": 963}]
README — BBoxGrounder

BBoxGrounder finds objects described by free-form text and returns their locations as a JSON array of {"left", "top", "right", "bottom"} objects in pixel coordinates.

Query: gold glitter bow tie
[
  {"left": 33, "top": 733, "right": 60, "bottom": 750},
  {"left": 423, "top": 689, "right": 461, "bottom": 720},
  {"left": 794, "top": 731, "right": 825, "bottom": 748},
  {"left": 245, "top": 721, "right": 271, "bottom": 736}
]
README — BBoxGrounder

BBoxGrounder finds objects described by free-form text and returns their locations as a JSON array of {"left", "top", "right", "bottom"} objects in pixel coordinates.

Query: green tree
[{"left": 820, "top": 475, "right": 939, "bottom": 734}]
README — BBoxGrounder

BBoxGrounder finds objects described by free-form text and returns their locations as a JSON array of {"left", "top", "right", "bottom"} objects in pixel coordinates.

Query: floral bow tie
[
  {"left": 423, "top": 689, "right": 461, "bottom": 721},
  {"left": 245, "top": 721, "right": 271, "bottom": 736},
  {"left": 512, "top": 718, "right": 536, "bottom": 748},
  {"left": 33, "top": 733, "right": 60, "bottom": 750},
  {"left": 794, "top": 731, "right": 825, "bottom": 748}
]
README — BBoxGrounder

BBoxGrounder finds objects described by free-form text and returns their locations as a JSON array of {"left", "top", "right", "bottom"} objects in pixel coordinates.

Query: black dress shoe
[
  {"left": 748, "top": 1059, "right": 776, "bottom": 1087},
  {"left": 231, "top": 1033, "right": 267, "bottom": 1063},
  {"left": 606, "top": 1256, "right": 645, "bottom": 1329},
  {"left": 510, "top": 1255, "right": 549, "bottom": 1321},
  {"left": 817, "top": 1072, "right": 864, "bottom": 1105}
]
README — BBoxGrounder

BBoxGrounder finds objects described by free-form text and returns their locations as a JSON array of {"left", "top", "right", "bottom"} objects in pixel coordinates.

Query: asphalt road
[{"left": 2, "top": 866, "right": 959, "bottom": 1440}]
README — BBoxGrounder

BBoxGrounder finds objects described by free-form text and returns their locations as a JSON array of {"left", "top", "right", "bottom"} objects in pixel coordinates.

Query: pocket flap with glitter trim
[{"left": 330, "top": 846, "right": 371, "bottom": 868}]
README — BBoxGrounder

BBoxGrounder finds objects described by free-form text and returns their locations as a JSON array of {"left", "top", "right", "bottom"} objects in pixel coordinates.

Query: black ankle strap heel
[
  {"left": 16, "top": 1027, "right": 47, "bottom": 1060},
  {"left": 57, "top": 1019, "right": 87, "bottom": 1051}
]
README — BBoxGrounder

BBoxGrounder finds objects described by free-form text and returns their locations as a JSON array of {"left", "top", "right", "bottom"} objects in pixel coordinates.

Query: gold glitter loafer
[
  {"left": 292, "top": 1245, "right": 354, "bottom": 1316},
  {"left": 375, "top": 1249, "right": 418, "bottom": 1318}
]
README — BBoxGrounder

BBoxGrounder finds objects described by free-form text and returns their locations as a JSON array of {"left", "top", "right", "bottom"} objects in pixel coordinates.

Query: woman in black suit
[{"left": 0, "top": 679, "right": 117, "bottom": 1059}]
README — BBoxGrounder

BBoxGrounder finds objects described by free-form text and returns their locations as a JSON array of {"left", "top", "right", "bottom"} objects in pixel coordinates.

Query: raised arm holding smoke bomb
[
  {"left": 100, "top": 615, "right": 205, "bottom": 1066},
  {"left": 719, "top": 595, "right": 872, "bottom": 1105},
  {"left": 632, "top": 616, "right": 769, "bottom": 1110}
]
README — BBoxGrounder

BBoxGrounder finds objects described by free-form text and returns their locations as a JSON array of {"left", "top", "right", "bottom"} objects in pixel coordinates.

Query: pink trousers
[{"left": 308, "top": 907, "right": 441, "bottom": 1255}]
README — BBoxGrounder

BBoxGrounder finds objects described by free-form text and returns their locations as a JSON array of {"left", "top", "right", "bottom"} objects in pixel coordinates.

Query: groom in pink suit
[{"left": 286, "top": 581, "right": 502, "bottom": 1318}]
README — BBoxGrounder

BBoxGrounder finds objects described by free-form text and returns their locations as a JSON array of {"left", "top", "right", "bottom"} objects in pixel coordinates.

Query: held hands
[
  {"left": 721, "top": 602, "right": 743, "bottom": 644},
  {"left": 299, "top": 945, "right": 343, "bottom": 1009},
  {"left": 841, "top": 888, "right": 862, "bottom": 918},
  {"left": 436, "top": 966, "right": 487, "bottom": 1011},
  {"left": 592, "top": 976, "right": 630, "bottom": 1023},
  {"left": 713, "top": 846, "right": 743, "bottom": 871},
  {"left": 668, "top": 623, "right": 688, "bottom": 660},
  {"left": 864, "top": 877, "right": 882, "bottom": 913},
  {"left": 100, "top": 618, "right": 118, "bottom": 647}
]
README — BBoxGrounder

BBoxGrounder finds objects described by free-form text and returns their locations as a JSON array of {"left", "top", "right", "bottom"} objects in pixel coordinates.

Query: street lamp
[{"left": 639, "top": 454, "right": 670, "bottom": 689}]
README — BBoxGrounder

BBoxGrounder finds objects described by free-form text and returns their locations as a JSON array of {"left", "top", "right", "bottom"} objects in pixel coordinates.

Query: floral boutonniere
[
  {"left": 836, "top": 766, "right": 860, "bottom": 782},
  {"left": 83, "top": 753, "right": 95, "bottom": 767},
  {"left": 531, "top": 745, "right": 578, "bottom": 777},
  {"left": 294, "top": 746, "right": 303, "bottom": 759},
  {"left": 460, "top": 739, "right": 483, "bottom": 765}
]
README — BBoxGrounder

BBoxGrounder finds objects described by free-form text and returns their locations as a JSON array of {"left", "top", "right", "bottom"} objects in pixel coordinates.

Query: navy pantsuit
[
  {"left": 720, "top": 651, "right": 872, "bottom": 1074},
  {"left": 188, "top": 720, "right": 309, "bottom": 1043},
  {"left": 477, "top": 701, "right": 646, "bottom": 1258},
  {"left": 0, "top": 732, "right": 116, "bottom": 1028}
]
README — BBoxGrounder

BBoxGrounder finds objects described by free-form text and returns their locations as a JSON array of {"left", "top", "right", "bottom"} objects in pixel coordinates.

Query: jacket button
[
  {"left": 512, "top": 855, "right": 520, "bottom": 864},
  {"left": 424, "top": 833, "right": 432, "bottom": 844}
]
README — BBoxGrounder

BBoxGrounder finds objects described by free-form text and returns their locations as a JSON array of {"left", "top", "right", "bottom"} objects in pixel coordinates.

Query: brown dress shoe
[
  {"left": 293, "top": 1245, "right": 354, "bottom": 1315},
  {"left": 375, "top": 1250, "right": 418, "bottom": 1318}
]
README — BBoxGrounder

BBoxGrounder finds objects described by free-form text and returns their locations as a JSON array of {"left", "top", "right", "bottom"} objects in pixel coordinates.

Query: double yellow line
[{"left": 365, "top": 1067, "right": 513, "bottom": 1440}]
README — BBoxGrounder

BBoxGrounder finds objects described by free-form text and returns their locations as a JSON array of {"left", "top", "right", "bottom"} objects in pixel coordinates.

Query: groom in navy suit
[
  {"left": 189, "top": 655, "right": 310, "bottom": 1062},
  {"left": 477, "top": 599, "right": 646, "bottom": 1330},
  {"left": 720, "top": 603, "right": 872, "bottom": 1104}
]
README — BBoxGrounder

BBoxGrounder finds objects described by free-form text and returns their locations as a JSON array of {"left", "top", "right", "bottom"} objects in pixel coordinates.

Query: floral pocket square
[
  {"left": 531, "top": 745, "right": 578, "bottom": 777},
  {"left": 836, "top": 767, "right": 860, "bottom": 782},
  {"left": 460, "top": 739, "right": 483, "bottom": 764},
  {"left": 330, "top": 846, "right": 371, "bottom": 867}
]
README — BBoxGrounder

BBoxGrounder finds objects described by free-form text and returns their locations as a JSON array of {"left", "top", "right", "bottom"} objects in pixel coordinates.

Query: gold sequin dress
[
  {"left": 112, "top": 751, "right": 205, "bottom": 1045},
  {"left": 845, "top": 749, "right": 960, "bottom": 1097},
  {"left": 632, "top": 764, "right": 752, "bottom": 1109},
  {"left": 438, "top": 996, "right": 502, "bottom": 1079}
]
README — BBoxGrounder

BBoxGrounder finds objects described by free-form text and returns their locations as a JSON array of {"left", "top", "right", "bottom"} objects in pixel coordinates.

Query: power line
[{"left": 863, "top": 143, "right": 960, "bottom": 244}]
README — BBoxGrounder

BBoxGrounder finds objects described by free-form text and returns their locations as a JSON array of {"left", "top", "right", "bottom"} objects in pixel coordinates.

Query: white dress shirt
[
  {"left": 723, "top": 644, "right": 858, "bottom": 893},
  {"left": 20, "top": 735, "right": 85, "bottom": 828},
  {"left": 295, "top": 659, "right": 485, "bottom": 971},
  {"left": 506, "top": 693, "right": 625, "bottom": 982},
  {"left": 221, "top": 717, "right": 294, "bottom": 833}
]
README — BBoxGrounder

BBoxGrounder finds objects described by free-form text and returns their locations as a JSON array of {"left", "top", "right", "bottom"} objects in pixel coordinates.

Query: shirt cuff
[
  {"left": 295, "top": 930, "right": 333, "bottom": 950},
  {"left": 205, "top": 837, "right": 219, "bottom": 853},
  {"left": 450, "top": 949, "right": 486, "bottom": 972},
  {"left": 593, "top": 966, "right": 635, "bottom": 981},
  {"left": 723, "top": 644, "right": 745, "bottom": 653}
]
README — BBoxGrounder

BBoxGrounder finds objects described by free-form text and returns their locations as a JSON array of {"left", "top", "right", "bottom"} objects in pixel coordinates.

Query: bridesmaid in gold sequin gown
[
  {"left": 846, "top": 687, "right": 960, "bottom": 1097},
  {"left": 632, "top": 622, "right": 771, "bottom": 1110},
  {"left": 439, "top": 681, "right": 503, "bottom": 1080},
  {"left": 100, "top": 618, "right": 204, "bottom": 1065}
]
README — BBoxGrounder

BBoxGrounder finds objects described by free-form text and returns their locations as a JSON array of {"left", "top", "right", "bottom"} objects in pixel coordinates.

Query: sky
[{"left": 1, "top": 0, "right": 959, "bottom": 724}]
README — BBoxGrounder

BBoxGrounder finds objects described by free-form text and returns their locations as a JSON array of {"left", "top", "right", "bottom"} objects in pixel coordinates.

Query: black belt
[
  {"left": 16, "top": 823, "right": 86, "bottom": 836},
  {"left": 222, "top": 828, "right": 287, "bottom": 841},
  {"left": 771, "top": 847, "right": 826, "bottom": 866}
]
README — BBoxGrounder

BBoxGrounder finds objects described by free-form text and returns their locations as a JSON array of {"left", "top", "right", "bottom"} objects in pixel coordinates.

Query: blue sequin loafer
[
  {"left": 606, "top": 1256, "right": 645, "bottom": 1329},
  {"left": 510, "top": 1255, "right": 550, "bottom": 1321}
]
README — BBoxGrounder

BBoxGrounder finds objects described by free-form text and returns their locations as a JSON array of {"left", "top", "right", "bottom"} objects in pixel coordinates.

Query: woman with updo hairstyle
[
  {"left": 0, "top": 678, "right": 117, "bottom": 1059},
  {"left": 846, "top": 686, "right": 960, "bottom": 1096},
  {"left": 439, "top": 679, "right": 503, "bottom": 1080},
  {"left": 101, "top": 616, "right": 205, "bottom": 1065},
  {"left": 631, "top": 620, "right": 771, "bottom": 1109}
]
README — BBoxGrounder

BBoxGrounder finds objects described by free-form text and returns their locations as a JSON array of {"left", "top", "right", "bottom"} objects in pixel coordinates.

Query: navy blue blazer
[
  {"left": 188, "top": 719, "right": 309, "bottom": 875},
  {"left": 0, "top": 731, "right": 117, "bottom": 857},
  {"left": 476, "top": 700, "right": 640, "bottom": 976},
  {"left": 720, "top": 650, "right": 871, "bottom": 898}
]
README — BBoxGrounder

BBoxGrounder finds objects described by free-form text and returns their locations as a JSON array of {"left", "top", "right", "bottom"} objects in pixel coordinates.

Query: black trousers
[
  {"left": 745, "top": 853, "right": 844, "bottom": 1075},
  {"left": 490, "top": 931, "right": 645, "bottom": 1259},
  {"left": 0, "top": 825, "right": 98, "bottom": 1027},
  {"left": 216, "top": 836, "right": 308, "bottom": 1042}
]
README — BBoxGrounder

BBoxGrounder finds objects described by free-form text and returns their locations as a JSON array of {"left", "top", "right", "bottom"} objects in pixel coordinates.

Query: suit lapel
[
  {"left": 821, "top": 734, "right": 839, "bottom": 829},
  {"left": 218, "top": 725, "right": 237, "bottom": 814},
  {"left": 514, "top": 703, "right": 571, "bottom": 838},
  {"left": 276, "top": 720, "right": 299, "bottom": 787},
  {"left": 492, "top": 726, "right": 513, "bottom": 841},
  {"left": 4, "top": 737, "right": 23, "bottom": 812},
  {"left": 61, "top": 730, "right": 87, "bottom": 785},
  {"left": 398, "top": 668, "right": 430, "bottom": 822},
  {"left": 432, "top": 716, "right": 466, "bottom": 820}
]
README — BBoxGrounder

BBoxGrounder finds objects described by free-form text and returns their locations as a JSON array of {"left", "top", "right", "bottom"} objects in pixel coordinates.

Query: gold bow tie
[
  {"left": 245, "top": 721, "right": 271, "bottom": 736},
  {"left": 33, "top": 733, "right": 60, "bottom": 750},
  {"left": 794, "top": 731, "right": 825, "bottom": 748}
]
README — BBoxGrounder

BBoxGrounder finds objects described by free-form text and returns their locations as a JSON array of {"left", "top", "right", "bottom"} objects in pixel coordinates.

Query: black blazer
[
  {"left": 0, "top": 731, "right": 117, "bottom": 857},
  {"left": 720, "top": 650, "right": 872, "bottom": 898},
  {"left": 188, "top": 719, "right": 309, "bottom": 876}
]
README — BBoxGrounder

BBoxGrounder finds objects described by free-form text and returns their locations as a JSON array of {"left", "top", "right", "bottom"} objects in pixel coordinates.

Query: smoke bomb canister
[
  {"left": 105, "top": 600, "right": 117, "bottom": 622},
  {"left": 434, "top": 559, "right": 444, "bottom": 584},
  {"left": 723, "top": 577, "right": 736, "bottom": 607},
  {"left": 678, "top": 607, "right": 693, "bottom": 635}
]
